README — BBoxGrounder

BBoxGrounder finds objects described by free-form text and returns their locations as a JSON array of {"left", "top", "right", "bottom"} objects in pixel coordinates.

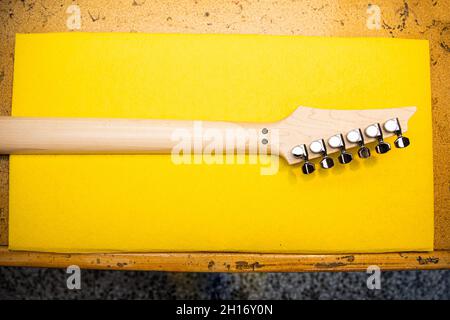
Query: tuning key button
[
  {"left": 302, "top": 162, "right": 315, "bottom": 175},
  {"left": 365, "top": 124, "right": 381, "bottom": 139},
  {"left": 384, "top": 118, "right": 400, "bottom": 132},
  {"left": 346, "top": 129, "right": 362, "bottom": 144},
  {"left": 384, "top": 118, "right": 410, "bottom": 148},
  {"left": 328, "top": 134, "right": 353, "bottom": 165},
  {"left": 365, "top": 123, "right": 391, "bottom": 154},
  {"left": 320, "top": 156, "right": 334, "bottom": 169},
  {"left": 346, "top": 129, "right": 371, "bottom": 159},
  {"left": 328, "top": 135, "right": 344, "bottom": 149},
  {"left": 375, "top": 142, "right": 391, "bottom": 154},
  {"left": 291, "top": 144, "right": 315, "bottom": 175},
  {"left": 394, "top": 136, "right": 410, "bottom": 148},
  {"left": 310, "top": 140, "right": 325, "bottom": 154},
  {"left": 310, "top": 139, "right": 334, "bottom": 169},
  {"left": 291, "top": 145, "right": 306, "bottom": 158},
  {"left": 338, "top": 152, "right": 353, "bottom": 164},
  {"left": 357, "top": 146, "right": 371, "bottom": 159}
]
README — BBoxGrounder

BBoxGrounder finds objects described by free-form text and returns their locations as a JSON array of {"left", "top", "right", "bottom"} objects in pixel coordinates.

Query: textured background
[
  {"left": 1, "top": 267, "right": 449, "bottom": 299},
  {"left": 0, "top": 0, "right": 448, "bottom": 278},
  {"left": 1, "top": 0, "right": 449, "bottom": 253}
]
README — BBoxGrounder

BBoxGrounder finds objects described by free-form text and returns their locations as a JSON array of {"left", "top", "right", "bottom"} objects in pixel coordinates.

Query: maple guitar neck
[
  {"left": 0, "top": 106, "right": 417, "bottom": 167},
  {"left": 0, "top": 117, "right": 268, "bottom": 155}
]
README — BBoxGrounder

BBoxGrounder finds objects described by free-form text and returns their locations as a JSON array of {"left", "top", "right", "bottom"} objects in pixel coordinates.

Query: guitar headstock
[{"left": 273, "top": 106, "right": 416, "bottom": 174}]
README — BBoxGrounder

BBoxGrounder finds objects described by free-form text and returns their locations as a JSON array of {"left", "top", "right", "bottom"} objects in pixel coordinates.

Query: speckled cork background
[{"left": 0, "top": 0, "right": 448, "bottom": 250}]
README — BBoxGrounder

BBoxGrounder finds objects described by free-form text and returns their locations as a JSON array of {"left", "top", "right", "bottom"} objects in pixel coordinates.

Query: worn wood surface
[
  {"left": 0, "top": 0, "right": 448, "bottom": 271},
  {"left": 0, "top": 246, "right": 449, "bottom": 272}
]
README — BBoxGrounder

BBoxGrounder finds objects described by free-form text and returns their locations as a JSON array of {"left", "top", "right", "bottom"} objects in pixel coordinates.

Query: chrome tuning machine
[
  {"left": 365, "top": 123, "right": 391, "bottom": 154},
  {"left": 310, "top": 139, "right": 334, "bottom": 169},
  {"left": 291, "top": 144, "right": 315, "bottom": 175},
  {"left": 328, "top": 134, "right": 353, "bottom": 164},
  {"left": 384, "top": 118, "right": 410, "bottom": 148},
  {"left": 346, "top": 128, "right": 371, "bottom": 159}
]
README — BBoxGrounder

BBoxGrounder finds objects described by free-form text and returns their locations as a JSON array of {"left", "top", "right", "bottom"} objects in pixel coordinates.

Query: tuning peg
[
  {"left": 310, "top": 139, "right": 334, "bottom": 169},
  {"left": 291, "top": 144, "right": 315, "bottom": 175},
  {"left": 328, "top": 133, "right": 353, "bottom": 165},
  {"left": 384, "top": 118, "right": 410, "bottom": 148},
  {"left": 365, "top": 123, "right": 391, "bottom": 154},
  {"left": 346, "top": 128, "right": 371, "bottom": 159}
]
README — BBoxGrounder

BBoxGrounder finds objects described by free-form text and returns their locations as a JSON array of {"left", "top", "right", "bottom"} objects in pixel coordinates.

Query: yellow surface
[{"left": 9, "top": 33, "right": 433, "bottom": 253}]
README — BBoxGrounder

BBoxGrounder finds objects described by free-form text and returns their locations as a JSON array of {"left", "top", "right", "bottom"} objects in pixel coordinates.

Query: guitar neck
[
  {"left": 0, "top": 117, "right": 269, "bottom": 155},
  {"left": 0, "top": 106, "right": 417, "bottom": 167}
]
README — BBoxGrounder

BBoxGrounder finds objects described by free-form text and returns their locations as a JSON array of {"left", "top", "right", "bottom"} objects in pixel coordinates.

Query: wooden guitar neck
[
  {"left": 0, "top": 117, "right": 264, "bottom": 155},
  {"left": 0, "top": 106, "right": 417, "bottom": 173}
]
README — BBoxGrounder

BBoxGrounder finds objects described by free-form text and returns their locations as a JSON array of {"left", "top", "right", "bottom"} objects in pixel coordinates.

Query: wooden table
[{"left": 0, "top": 0, "right": 449, "bottom": 272}]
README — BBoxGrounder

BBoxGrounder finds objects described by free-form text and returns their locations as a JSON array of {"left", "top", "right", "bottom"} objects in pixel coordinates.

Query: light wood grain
[
  {"left": 0, "top": 0, "right": 448, "bottom": 271},
  {"left": 0, "top": 247, "right": 448, "bottom": 272},
  {"left": 0, "top": 106, "right": 415, "bottom": 165},
  {"left": 0, "top": 116, "right": 261, "bottom": 154}
]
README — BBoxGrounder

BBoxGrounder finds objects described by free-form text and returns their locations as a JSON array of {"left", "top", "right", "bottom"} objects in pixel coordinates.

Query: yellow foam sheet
[{"left": 9, "top": 33, "right": 433, "bottom": 253}]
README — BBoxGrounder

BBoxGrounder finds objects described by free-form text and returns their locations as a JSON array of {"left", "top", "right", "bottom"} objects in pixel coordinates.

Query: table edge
[{"left": 0, "top": 246, "right": 449, "bottom": 272}]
